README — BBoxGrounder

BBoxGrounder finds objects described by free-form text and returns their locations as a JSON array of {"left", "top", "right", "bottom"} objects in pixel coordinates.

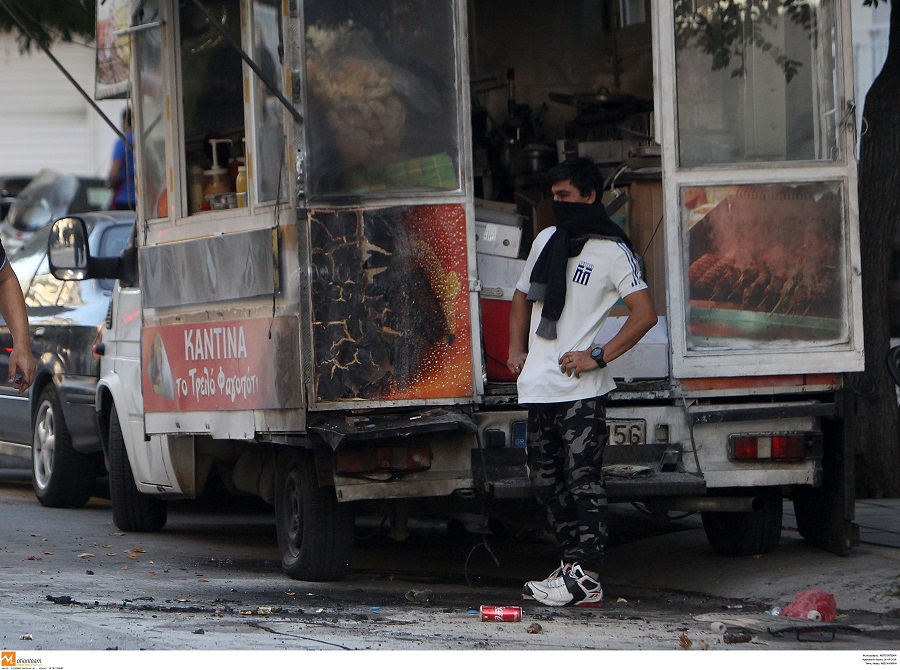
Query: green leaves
[
  {"left": 674, "top": 0, "right": 815, "bottom": 83},
  {"left": 0, "top": 0, "right": 96, "bottom": 51}
]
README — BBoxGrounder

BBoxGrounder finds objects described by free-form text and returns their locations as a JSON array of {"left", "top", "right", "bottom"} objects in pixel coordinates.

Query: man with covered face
[{"left": 508, "top": 157, "right": 657, "bottom": 607}]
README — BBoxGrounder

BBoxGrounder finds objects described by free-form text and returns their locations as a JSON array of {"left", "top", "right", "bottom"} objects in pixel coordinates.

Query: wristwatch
[{"left": 590, "top": 346, "right": 607, "bottom": 368}]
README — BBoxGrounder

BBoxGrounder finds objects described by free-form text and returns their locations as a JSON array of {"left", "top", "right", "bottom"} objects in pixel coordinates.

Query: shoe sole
[{"left": 574, "top": 599, "right": 603, "bottom": 607}]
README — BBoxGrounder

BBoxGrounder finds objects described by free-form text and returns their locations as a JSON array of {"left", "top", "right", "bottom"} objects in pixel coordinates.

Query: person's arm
[
  {"left": 507, "top": 289, "right": 530, "bottom": 374},
  {"left": 597, "top": 288, "right": 657, "bottom": 364},
  {"left": 107, "top": 159, "right": 124, "bottom": 191},
  {"left": 0, "top": 262, "right": 35, "bottom": 392},
  {"left": 106, "top": 139, "right": 125, "bottom": 190},
  {"left": 561, "top": 288, "right": 657, "bottom": 378}
]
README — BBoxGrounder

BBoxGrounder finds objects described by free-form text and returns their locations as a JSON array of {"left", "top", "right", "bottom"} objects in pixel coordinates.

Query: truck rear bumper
[{"left": 473, "top": 442, "right": 707, "bottom": 500}]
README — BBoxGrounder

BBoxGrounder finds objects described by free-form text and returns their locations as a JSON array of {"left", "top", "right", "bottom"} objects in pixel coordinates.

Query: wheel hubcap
[{"left": 33, "top": 401, "right": 56, "bottom": 490}]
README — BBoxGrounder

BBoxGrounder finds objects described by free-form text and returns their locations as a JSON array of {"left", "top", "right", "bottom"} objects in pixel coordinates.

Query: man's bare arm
[
  {"left": 507, "top": 289, "right": 530, "bottom": 374},
  {"left": 600, "top": 289, "right": 658, "bottom": 364},
  {"left": 559, "top": 288, "right": 658, "bottom": 378},
  {"left": 0, "top": 263, "right": 35, "bottom": 391}
]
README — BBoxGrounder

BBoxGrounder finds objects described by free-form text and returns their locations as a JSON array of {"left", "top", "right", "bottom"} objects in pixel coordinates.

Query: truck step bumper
[
  {"left": 474, "top": 471, "right": 707, "bottom": 499},
  {"left": 473, "top": 443, "right": 706, "bottom": 500}
]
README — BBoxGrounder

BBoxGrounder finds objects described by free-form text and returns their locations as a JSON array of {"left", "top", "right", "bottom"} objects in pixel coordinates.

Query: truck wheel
[
  {"left": 701, "top": 486, "right": 783, "bottom": 556},
  {"left": 32, "top": 385, "right": 97, "bottom": 508},
  {"left": 275, "top": 449, "right": 354, "bottom": 581},
  {"left": 108, "top": 405, "right": 167, "bottom": 532}
]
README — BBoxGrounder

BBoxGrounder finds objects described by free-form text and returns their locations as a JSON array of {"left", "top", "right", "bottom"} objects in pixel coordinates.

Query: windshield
[{"left": 8, "top": 170, "right": 79, "bottom": 233}]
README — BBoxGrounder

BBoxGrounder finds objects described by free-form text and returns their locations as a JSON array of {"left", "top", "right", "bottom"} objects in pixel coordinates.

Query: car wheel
[
  {"left": 32, "top": 385, "right": 96, "bottom": 508},
  {"left": 108, "top": 404, "right": 167, "bottom": 532},
  {"left": 275, "top": 449, "right": 354, "bottom": 581}
]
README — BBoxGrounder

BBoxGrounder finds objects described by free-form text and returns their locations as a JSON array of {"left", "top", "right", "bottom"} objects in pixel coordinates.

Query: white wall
[
  {"left": 851, "top": 1, "right": 890, "bottom": 135},
  {"left": 0, "top": 34, "right": 127, "bottom": 178}
]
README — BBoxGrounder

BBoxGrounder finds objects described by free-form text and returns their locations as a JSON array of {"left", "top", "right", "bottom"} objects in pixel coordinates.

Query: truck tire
[
  {"left": 32, "top": 385, "right": 97, "bottom": 508},
  {"left": 108, "top": 405, "right": 167, "bottom": 532},
  {"left": 275, "top": 449, "right": 354, "bottom": 581},
  {"left": 701, "top": 486, "right": 783, "bottom": 556}
]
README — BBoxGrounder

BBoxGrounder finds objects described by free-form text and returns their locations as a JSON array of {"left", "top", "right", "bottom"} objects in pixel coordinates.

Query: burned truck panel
[{"left": 308, "top": 204, "right": 473, "bottom": 403}]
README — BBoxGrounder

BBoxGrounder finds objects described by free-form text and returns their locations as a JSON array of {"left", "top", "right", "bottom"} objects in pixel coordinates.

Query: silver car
[{"left": 0, "top": 170, "right": 113, "bottom": 254}]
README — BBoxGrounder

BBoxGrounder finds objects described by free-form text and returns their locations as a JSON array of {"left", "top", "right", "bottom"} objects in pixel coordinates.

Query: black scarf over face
[{"left": 527, "top": 199, "right": 633, "bottom": 339}]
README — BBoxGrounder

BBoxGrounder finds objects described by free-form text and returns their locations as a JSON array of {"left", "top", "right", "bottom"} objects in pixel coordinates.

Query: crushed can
[{"left": 480, "top": 605, "right": 522, "bottom": 622}]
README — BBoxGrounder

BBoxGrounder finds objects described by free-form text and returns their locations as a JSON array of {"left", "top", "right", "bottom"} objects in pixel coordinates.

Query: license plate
[
  {"left": 512, "top": 420, "right": 528, "bottom": 449},
  {"left": 608, "top": 419, "right": 646, "bottom": 445}
]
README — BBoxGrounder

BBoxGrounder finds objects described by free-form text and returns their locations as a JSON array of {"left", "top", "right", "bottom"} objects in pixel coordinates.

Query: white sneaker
[
  {"left": 529, "top": 563, "right": 603, "bottom": 607},
  {"left": 523, "top": 561, "right": 571, "bottom": 600}
]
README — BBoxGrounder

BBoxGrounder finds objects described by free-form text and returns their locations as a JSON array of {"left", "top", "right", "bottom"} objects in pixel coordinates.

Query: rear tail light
[
  {"left": 729, "top": 432, "right": 819, "bottom": 461},
  {"left": 335, "top": 444, "right": 432, "bottom": 475}
]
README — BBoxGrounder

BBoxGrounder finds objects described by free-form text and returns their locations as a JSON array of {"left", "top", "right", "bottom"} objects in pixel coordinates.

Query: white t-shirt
[{"left": 515, "top": 226, "right": 647, "bottom": 404}]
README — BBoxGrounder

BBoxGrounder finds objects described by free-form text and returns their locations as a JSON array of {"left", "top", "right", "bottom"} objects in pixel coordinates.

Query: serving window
[
  {"left": 179, "top": 0, "right": 246, "bottom": 215},
  {"left": 674, "top": 0, "right": 840, "bottom": 166},
  {"left": 302, "top": 0, "right": 463, "bottom": 200},
  {"left": 682, "top": 182, "right": 848, "bottom": 350},
  {"left": 170, "top": 0, "right": 289, "bottom": 217}
]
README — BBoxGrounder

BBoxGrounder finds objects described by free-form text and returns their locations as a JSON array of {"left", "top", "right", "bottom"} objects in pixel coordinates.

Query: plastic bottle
[
  {"left": 188, "top": 165, "right": 205, "bottom": 213},
  {"left": 228, "top": 137, "right": 246, "bottom": 185},
  {"left": 235, "top": 166, "right": 248, "bottom": 208}
]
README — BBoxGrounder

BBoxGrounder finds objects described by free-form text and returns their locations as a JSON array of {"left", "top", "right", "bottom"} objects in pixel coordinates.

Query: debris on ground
[
  {"left": 405, "top": 589, "right": 433, "bottom": 604},
  {"left": 46, "top": 595, "right": 72, "bottom": 605},
  {"left": 779, "top": 589, "right": 837, "bottom": 622},
  {"left": 526, "top": 623, "right": 542, "bottom": 634}
]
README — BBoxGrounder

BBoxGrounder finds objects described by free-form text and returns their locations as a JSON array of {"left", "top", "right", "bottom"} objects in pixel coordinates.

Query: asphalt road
[{"left": 0, "top": 467, "right": 897, "bottom": 654}]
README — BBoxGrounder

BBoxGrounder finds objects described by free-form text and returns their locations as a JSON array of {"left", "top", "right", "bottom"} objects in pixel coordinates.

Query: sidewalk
[
  {"left": 602, "top": 499, "right": 900, "bottom": 615},
  {"left": 846, "top": 499, "right": 900, "bottom": 549}
]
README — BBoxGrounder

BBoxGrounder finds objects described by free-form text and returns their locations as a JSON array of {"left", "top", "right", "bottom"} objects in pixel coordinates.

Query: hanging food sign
[{"left": 95, "top": 0, "right": 134, "bottom": 99}]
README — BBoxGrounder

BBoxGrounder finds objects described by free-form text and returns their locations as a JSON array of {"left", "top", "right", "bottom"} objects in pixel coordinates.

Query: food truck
[{"left": 51, "top": 0, "right": 863, "bottom": 580}]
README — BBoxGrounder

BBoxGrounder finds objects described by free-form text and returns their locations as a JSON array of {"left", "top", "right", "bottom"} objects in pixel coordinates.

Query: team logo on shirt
[{"left": 573, "top": 261, "right": 593, "bottom": 285}]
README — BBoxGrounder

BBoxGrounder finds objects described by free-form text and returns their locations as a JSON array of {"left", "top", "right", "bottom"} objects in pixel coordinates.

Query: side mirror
[
  {"left": 49, "top": 217, "right": 90, "bottom": 279},
  {"left": 49, "top": 217, "right": 124, "bottom": 281}
]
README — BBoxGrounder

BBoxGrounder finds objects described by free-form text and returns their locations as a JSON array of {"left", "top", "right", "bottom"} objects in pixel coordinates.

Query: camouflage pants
[{"left": 526, "top": 397, "right": 608, "bottom": 572}]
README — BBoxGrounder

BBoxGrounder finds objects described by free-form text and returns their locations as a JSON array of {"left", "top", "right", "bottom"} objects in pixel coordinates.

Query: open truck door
[{"left": 654, "top": 0, "right": 863, "bottom": 553}]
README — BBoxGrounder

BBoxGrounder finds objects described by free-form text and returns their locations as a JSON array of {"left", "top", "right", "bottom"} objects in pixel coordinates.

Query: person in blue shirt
[{"left": 106, "top": 107, "right": 136, "bottom": 210}]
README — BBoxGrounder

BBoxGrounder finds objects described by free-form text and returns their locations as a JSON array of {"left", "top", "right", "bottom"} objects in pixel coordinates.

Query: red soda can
[{"left": 480, "top": 605, "right": 522, "bottom": 622}]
